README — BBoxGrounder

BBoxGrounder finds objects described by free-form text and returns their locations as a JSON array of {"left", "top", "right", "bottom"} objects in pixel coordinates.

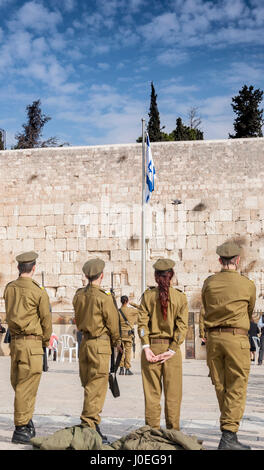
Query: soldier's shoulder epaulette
[
  {"left": 147, "top": 286, "right": 156, "bottom": 290},
  {"left": 75, "top": 287, "right": 84, "bottom": 295},
  {"left": 240, "top": 272, "right": 249, "bottom": 279},
  {"left": 32, "top": 279, "right": 43, "bottom": 289},
  {"left": 99, "top": 288, "right": 112, "bottom": 295},
  {"left": 241, "top": 273, "right": 255, "bottom": 284},
  {"left": 173, "top": 287, "right": 182, "bottom": 293},
  {"left": 4, "top": 280, "right": 14, "bottom": 290}
]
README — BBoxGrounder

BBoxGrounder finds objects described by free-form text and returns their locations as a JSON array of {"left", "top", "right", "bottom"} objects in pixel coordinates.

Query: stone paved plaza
[{"left": 0, "top": 355, "right": 264, "bottom": 451}]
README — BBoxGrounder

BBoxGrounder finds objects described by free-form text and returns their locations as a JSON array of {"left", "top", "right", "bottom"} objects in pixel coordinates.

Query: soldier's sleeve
[
  {"left": 170, "top": 293, "right": 189, "bottom": 351},
  {"left": 72, "top": 290, "right": 82, "bottom": 330},
  {"left": 137, "top": 292, "right": 151, "bottom": 347},
  {"left": 201, "top": 280, "right": 207, "bottom": 311},
  {"left": 199, "top": 305, "right": 205, "bottom": 338},
  {"left": 248, "top": 281, "right": 256, "bottom": 319},
  {"left": 102, "top": 294, "right": 121, "bottom": 347},
  {"left": 39, "top": 289, "right": 52, "bottom": 347}
]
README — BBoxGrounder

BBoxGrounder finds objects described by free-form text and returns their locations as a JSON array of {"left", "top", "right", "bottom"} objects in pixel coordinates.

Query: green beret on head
[
  {"left": 16, "top": 251, "right": 38, "bottom": 263},
  {"left": 216, "top": 241, "right": 241, "bottom": 258},
  {"left": 153, "top": 258, "right": 175, "bottom": 271},
  {"left": 82, "top": 258, "right": 105, "bottom": 277}
]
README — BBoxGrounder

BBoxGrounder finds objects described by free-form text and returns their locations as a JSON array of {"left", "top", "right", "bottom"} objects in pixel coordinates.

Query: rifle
[
  {"left": 110, "top": 272, "right": 123, "bottom": 373},
  {"left": 108, "top": 272, "right": 123, "bottom": 396},
  {"left": 41, "top": 271, "right": 49, "bottom": 372}
]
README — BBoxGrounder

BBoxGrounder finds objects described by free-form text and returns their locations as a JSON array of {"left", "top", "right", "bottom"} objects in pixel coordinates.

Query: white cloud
[
  {"left": 97, "top": 62, "right": 110, "bottom": 70},
  {"left": 156, "top": 49, "right": 189, "bottom": 66},
  {"left": 139, "top": 12, "right": 180, "bottom": 44},
  {"left": 7, "top": 1, "right": 62, "bottom": 33},
  {"left": 139, "top": 0, "right": 264, "bottom": 48}
]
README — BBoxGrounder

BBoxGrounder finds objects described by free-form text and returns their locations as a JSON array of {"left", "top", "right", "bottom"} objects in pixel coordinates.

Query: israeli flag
[{"left": 145, "top": 133, "right": 156, "bottom": 203}]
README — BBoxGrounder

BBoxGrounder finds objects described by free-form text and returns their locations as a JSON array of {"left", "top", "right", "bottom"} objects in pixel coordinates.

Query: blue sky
[{"left": 0, "top": 0, "right": 263, "bottom": 147}]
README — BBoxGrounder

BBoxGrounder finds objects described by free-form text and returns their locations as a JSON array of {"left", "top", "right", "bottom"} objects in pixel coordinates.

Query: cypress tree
[{"left": 147, "top": 82, "right": 162, "bottom": 141}]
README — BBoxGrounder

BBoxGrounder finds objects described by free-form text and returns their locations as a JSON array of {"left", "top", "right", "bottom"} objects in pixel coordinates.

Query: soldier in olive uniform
[
  {"left": 73, "top": 258, "right": 122, "bottom": 443},
  {"left": 119, "top": 295, "right": 138, "bottom": 376},
  {"left": 4, "top": 251, "right": 52, "bottom": 444},
  {"left": 138, "top": 258, "right": 188, "bottom": 430},
  {"left": 199, "top": 305, "right": 206, "bottom": 344},
  {"left": 202, "top": 242, "right": 256, "bottom": 450}
]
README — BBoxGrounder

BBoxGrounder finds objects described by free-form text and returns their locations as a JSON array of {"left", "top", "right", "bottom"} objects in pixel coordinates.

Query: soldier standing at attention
[
  {"left": 73, "top": 258, "right": 122, "bottom": 443},
  {"left": 119, "top": 295, "right": 138, "bottom": 376},
  {"left": 138, "top": 258, "right": 188, "bottom": 430},
  {"left": 4, "top": 251, "right": 52, "bottom": 444},
  {"left": 202, "top": 241, "right": 256, "bottom": 450}
]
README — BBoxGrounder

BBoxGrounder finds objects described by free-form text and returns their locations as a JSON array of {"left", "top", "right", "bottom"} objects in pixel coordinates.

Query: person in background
[
  {"left": 0, "top": 317, "right": 6, "bottom": 334},
  {"left": 257, "top": 314, "right": 264, "bottom": 365},
  {"left": 48, "top": 332, "right": 59, "bottom": 361},
  {"left": 119, "top": 295, "right": 138, "bottom": 376},
  {"left": 248, "top": 320, "right": 260, "bottom": 362}
]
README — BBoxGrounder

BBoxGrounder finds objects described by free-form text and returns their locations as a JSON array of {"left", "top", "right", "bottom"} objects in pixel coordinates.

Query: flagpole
[{"left": 141, "top": 118, "right": 146, "bottom": 294}]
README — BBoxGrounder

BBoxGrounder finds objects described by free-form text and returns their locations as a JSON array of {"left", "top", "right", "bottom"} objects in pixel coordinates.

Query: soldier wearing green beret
[
  {"left": 4, "top": 251, "right": 52, "bottom": 444},
  {"left": 73, "top": 258, "right": 122, "bottom": 443},
  {"left": 202, "top": 241, "right": 256, "bottom": 450},
  {"left": 138, "top": 258, "right": 189, "bottom": 430}
]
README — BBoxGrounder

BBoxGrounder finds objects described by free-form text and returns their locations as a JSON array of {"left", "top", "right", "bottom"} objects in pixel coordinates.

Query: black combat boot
[
  {"left": 95, "top": 425, "right": 109, "bottom": 444},
  {"left": 27, "top": 419, "right": 36, "bottom": 438},
  {"left": 12, "top": 425, "right": 32, "bottom": 444},
  {"left": 125, "top": 369, "right": 133, "bottom": 375},
  {"left": 218, "top": 430, "right": 251, "bottom": 450},
  {"left": 119, "top": 367, "right": 124, "bottom": 375}
]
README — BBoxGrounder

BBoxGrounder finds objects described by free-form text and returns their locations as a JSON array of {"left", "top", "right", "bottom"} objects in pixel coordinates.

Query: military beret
[
  {"left": 153, "top": 258, "right": 175, "bottom": 271},
  {"left": 16, "top": 251, "right": 38, "bottom": 263},
  {"left": 216, "top": 242, "right": 241, "bottom": 257},
  {"left": 82, "top": 258, "right": 105, "bottom": 277}
]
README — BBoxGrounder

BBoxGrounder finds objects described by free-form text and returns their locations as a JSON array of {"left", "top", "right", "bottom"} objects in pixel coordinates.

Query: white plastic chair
[
  {"left": 58, "top": 334, "right": 78, "bottom": 362},
  {"left": 252, "top": 336, "right": 260, "bottom": 363}
]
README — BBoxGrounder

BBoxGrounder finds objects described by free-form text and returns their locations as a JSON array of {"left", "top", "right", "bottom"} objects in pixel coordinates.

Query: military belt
[
  {"left": 208, "top": 327, "right": 248, "bottom": 336},
  {"left": 12, "top": 335, "right": 42, "bottom": 340},
  {"left": 150, "top": 338, "right": 170, "bottom": 344},
  {"left": 83, "top": 333, "right": 109, "bottom": 340}
]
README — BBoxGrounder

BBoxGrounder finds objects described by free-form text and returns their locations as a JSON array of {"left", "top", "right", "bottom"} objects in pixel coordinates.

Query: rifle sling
[{"left": 119, "top": 308, "right": 134, "bottom": 331}]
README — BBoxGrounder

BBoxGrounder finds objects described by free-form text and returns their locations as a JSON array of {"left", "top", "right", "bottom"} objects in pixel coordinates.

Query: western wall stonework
[{"left": 0, "top": 138, "right": 264, "bottom": 357}]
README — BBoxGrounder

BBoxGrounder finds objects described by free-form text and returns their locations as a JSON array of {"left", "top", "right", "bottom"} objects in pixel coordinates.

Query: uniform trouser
[
  {"left": 10, "top": 337, "right": 43, "bottom": 426},
  {"left": 206, "top": 331, "right": 250, "bottom": 433},
  {"left": 79, "top": 336, "right": 111, "bottom": 428},
  {"left": 141, "top": 343, "right": 182, "bottom": 430},
  {"left": 120, "top": 338, "right": 132, "bottom": 369},
  {"left": 258, "top": 335, "right": 264, "bottom": 364}
]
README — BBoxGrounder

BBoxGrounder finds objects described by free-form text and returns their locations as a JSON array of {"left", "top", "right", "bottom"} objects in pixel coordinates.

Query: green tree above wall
[
  {"left": 229, "top": 85, "right": 263, "bottom": 138},
  {"left": 137, "top": 84, "right": 203, "bottom": 142},
  {"left": 13, "top": 99, "right": 69, "bottom": 149}
]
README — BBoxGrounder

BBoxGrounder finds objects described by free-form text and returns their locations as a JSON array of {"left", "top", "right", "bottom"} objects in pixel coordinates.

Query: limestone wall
[{"left": 0, "top": 137, "right": 263, "bottom": 330}]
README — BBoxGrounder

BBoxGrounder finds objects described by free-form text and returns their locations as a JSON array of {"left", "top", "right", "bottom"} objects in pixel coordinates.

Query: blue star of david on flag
[{"left": 145, "top": 133, "right": 156, "bottom": 203}]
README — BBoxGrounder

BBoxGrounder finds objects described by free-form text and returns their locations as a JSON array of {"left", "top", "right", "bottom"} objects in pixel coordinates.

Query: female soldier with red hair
[{"left": 138, "top": 258, "right": 189, "bottom": 430}]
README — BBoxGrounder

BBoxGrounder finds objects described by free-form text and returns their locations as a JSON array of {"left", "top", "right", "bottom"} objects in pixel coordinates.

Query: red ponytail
[{"left": 155, "top": 269, "right": 174, "bottom": 320}]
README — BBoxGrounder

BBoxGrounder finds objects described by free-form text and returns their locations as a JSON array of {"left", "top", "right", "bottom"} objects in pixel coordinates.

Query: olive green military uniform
[
  {"left": 199, "top": 305, "right": 206, "bottom": 339},
  {"left": 138, "top": 259, "right": 189, "bottom": 430},
  {"left": 4, "top": 252, "right": 52, "bottom": 427},
  {"left": 119, "top": 305, "right": 138, "bottom": 370},
  {"left": 73, "top": 259, "right": 121, "bottom": 429},
  {"left": 202, "top": 243, "right": 256, "bottom": 434}
]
